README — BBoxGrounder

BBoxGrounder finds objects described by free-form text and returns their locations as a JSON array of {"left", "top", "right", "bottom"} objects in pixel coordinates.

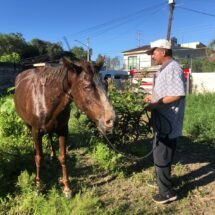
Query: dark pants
[{"left": 153, "top": 134, "right": 177, "bottom": 195}]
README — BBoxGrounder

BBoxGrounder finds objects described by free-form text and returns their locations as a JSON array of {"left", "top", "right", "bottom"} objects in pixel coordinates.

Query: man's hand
[
  {"left": 144, "top": 94, "right": 152, "bottom": 103},
  {"left": 145, "top": 102, "right": 159, "bottom": 111}
]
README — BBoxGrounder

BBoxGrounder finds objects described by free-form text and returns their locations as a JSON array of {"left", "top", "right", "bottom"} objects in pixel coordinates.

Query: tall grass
[
  {"left": 183, "top": 92, "right": 215, "bottom": 144},
  {"left": 0, "top": 171, "right": 103, "bottom": 215}
]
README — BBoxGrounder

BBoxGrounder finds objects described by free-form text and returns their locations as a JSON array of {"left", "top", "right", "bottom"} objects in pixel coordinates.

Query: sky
[{"left": 0, "top": 0, "right": 215, "bottom": 60}]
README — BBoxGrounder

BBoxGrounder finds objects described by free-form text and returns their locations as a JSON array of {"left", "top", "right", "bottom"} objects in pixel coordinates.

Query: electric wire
[
  {"left": 66, "top": 2, "right": 166, "bottom": 39},
  {"left": 176, "top": 6, "right": 215, "bottom": 18}
]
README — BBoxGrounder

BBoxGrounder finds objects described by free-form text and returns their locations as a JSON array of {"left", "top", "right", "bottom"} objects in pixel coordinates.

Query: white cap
[{"left": 146, "top": 39, "right": 171, "bottom": 55}]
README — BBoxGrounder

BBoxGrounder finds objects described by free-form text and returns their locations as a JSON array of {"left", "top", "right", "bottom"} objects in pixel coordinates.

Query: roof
[
  {"left": 122, "top": 45, "right": 150, "bottom": 53},
  {"left": 122, "top": 41, "right": 207, "bottom": 54}
]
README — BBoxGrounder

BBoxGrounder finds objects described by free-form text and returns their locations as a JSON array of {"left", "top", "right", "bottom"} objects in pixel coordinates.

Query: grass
[{"left": 0, "top": 93, "right": 215, "bottom": 214}]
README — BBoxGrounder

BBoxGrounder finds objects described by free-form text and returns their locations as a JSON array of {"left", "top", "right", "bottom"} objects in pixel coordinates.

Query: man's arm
[
  {"left": 145, "top": 95, "right": 185, "bottom": 111},
  {"left": 162, "top": 96, "right": 184, "bottom": 104}
]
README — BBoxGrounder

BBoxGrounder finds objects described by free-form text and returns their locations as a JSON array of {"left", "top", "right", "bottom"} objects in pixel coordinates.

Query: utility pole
[
  {"left": 166, "top": 0, "right": 175, "bottom": 41},
  {"left": 86, "top": 37, "right": 90, "bottom": 62},
  {"left": 137, "top": 32, "right": 142, "bottom": 47}
]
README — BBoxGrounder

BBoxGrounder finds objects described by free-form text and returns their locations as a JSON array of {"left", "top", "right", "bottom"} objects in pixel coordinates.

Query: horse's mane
[{"left": 35, "top": 65, "right": 68, "bottom": 85}]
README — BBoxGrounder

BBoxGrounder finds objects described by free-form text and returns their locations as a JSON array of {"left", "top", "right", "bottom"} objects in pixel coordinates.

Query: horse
[{"left": 14, "top": 57, "right": 115, "bottom": 198}]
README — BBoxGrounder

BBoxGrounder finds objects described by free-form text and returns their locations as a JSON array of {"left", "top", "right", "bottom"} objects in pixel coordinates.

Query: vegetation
[
  {"left": 0, "top": 52, "right": 21, "bottom": 63},
  {"left": 177, "top": 57, "right": 215, "bottom": 72},
  {"left": 184, "top": 93, "right": 215, "bottom": 143},
  {"left": 0, "top": 33, "right": 63, "bottom": 59},
  {"left": 0, "top": 91, "right": 215, "bottom": 214},
  {"left": 0, "top": 33, "right": 122, "bottom": 68},
  {"left": 70, "top": 46, "right": 88, "bottom": 61}
]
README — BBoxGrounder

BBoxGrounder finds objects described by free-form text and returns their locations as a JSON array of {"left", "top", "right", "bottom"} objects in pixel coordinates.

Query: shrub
[{"left": 0, "top": 95, "right": 28, "bottom": 137}]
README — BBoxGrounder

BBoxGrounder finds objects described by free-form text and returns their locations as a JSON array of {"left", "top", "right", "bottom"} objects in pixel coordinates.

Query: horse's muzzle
[{"left": 97, "top": 117, "right": 115, "bottom": 134}]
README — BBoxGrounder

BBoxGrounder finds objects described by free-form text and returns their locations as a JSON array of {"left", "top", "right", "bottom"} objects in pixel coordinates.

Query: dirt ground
[{"left": 68, "top": 136, "right": 215, "bottom": 214}]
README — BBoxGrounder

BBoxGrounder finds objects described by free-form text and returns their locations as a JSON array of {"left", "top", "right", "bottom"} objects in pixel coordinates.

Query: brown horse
[{"left": 14, "top": 58, "right": 115, "bottom": 197}]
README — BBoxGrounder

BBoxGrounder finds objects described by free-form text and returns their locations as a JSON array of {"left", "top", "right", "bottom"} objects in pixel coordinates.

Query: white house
[{"left": 122, "top": 38, "right": 208, "bottom": 71}]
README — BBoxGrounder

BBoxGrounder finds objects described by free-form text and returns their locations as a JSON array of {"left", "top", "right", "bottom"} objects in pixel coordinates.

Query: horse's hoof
[
  {"left": 36, "top": 180, "right": 41, "bottom": 189},
  {"left": 63, "top": 190, "right": 72, "bottom": 199}
]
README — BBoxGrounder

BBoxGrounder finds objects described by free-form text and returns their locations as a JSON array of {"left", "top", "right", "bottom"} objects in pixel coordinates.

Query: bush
[
  {"left": 0, "top": 52, "right": 20, "bottom": 63},
  {"left": 0, "top": 95, "right": 28, "bottom": 137}
]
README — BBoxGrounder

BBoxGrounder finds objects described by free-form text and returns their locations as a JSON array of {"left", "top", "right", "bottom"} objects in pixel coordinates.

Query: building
[{"left": 122, "top": 38, "right": 208, "bottom": 71}]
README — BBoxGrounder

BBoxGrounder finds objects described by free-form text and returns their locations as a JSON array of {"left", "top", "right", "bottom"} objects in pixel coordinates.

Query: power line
[
  {"left": 176, "top": 6, "right": 215, "bottom": 18},
  {"left": 67, "top": 2, "right": 166, "bottom": 38},
  {"left": 89, "top": 3, "right": 165, "bottom": 41}
]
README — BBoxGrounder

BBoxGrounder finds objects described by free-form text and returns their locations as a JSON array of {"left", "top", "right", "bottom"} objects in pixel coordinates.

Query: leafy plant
[
  {"left": 0, "top": 52, "right": 20, "bottom": 63},
  {"left": 92, "top": 142, "right": 122, "bottom": 171},
  {"left": 109, "top": 90, "right": 151, "bottom": 144},
  {"left": 0, "top": 95, "right": 28, "bottom": 137}
]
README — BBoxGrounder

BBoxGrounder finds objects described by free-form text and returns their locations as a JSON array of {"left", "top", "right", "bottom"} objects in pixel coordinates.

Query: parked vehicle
[{"left": 99, "top": 70, "right": 129, "bottom": 80}]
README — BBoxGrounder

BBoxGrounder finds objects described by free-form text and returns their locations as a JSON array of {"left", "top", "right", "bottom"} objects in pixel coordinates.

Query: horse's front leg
[
  {"left": 32, "top": 128, "right": 43, "bottom": 188},
  {"left": 58, "top": 135, "right": 71, "bottom": 198}
]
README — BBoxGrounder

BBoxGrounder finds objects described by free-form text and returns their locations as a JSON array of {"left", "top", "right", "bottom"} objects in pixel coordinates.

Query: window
[{"left": 128, "top": 56, "right": 137, "bottom": 70}]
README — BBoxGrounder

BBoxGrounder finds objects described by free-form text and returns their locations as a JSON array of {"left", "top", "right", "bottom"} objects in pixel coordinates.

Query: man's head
[{"left": 146, "top": 39, "right": 172, "bottom": 65}]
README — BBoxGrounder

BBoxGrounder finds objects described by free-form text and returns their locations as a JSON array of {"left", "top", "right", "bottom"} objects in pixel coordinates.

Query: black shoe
[
  {"left": 152, "top": 192, "right": 178, "bottom": 204},
  {"left": 147, "top": 179, "right": 158, "bottom": 188}
]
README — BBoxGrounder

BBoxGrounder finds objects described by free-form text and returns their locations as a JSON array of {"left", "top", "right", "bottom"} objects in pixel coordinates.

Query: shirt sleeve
[{"left": 165, "top": 64, "right": 186, "bottom": 96}]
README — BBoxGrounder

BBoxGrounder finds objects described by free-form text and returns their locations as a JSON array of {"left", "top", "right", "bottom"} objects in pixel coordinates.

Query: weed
[{"left": 92, "top": 142, "right": 122, "bottom": 172}]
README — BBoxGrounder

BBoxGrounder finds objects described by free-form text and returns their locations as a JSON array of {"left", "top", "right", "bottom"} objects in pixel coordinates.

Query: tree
[
  {"left": 30, "top": 39, "right": 49, "bottom": 55},
  {"left": 110, "top": 56, "right": 121, "bottom": 70},
  {"left": 70, "top": 46, "right": 87, "bottom": 61},
  {"left": 0, "top": 33, "right": 29, "bottom": 58},
  {"left": 103, "top": 55, "right": 122, "bottom": 70},
  {"left": 208, "top": 39, "right": 215, "bottom": 62},
  {"left": 30, "top": 39, "right": 63, "bottom": 58},
  {"left": 0, "top": 52, "right": 20, "bottom": 63},
  {"left": 208, "top": 39, "right": 215, "bottom": 51},
  {"left": 46, "top": 43, "right": 64, "bottom": 61}
]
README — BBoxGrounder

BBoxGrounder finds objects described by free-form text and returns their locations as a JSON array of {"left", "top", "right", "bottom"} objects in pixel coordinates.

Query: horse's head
[{"left": 62, "top": 57, "right": 115, "bottom": 134}]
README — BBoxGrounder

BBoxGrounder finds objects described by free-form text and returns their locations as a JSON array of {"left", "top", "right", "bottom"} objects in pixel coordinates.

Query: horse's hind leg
[
  {"left": 32, "top": 128, "right": 43, "bottom": 188},
  {"left": 58, "top": 134, "right": 71, "bottom": 198}
]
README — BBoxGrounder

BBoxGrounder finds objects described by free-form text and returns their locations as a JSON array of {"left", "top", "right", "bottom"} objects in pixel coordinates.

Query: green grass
[
  {"left": 0, "top": 93, "right": 215, "bottom": 214},
  {"left": 184, "top": 93, "right": 215, "bottom": 144}
]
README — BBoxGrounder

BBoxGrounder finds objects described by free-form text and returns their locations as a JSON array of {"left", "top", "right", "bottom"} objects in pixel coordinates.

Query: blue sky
[{"left": 0, "top": 0, "right": 215, "bottom": 60}]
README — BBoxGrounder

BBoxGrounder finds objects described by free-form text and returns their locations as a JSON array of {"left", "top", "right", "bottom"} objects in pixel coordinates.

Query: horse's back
[
  {"left": 15, "top": 68, "right": 36, "bottom": 91},
  {"left": 14, "top": 68, "right": 38, "bottom": 125},
  {"left": 14, "top": 66, "right": 70, "bottom": 132}
]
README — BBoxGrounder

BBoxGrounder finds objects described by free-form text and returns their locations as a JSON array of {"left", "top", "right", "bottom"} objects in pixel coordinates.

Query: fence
[
  {"left": 191, "top": 72, "right": 215, "bottom": 93},
  {"left": 0, "top": 63, "right": 21, "bottom": 94}
]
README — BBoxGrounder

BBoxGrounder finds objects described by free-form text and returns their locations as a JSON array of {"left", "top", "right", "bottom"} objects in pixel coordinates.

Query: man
[{"left": 144, "top": 39, "right": 186, "bottom": 204}]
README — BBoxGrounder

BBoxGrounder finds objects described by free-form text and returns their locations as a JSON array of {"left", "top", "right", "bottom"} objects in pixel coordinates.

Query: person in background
[{"left": 144, "top": 39, "right": 186, "bottom": 204}]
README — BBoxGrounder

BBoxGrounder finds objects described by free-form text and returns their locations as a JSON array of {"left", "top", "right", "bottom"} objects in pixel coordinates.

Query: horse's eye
[
  {"left": 84, "top": 85, "right": 91, "bottom": 91},
  {"left": 83, "top": 83, "right": 96, "bottom": 91}
]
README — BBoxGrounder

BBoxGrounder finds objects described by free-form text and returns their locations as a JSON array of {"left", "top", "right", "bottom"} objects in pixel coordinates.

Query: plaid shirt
[{"left": 152, "top": 59, "right": 186, "bottom": 139}]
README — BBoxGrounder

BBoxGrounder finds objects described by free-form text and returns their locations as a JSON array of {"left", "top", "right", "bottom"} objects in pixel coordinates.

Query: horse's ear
[
  {"left": 61, "top": 57, "right": 82, "bottom": 74},
  {"left": 61, "top": 57, "right": 72, "bottom": 66},
  {"left": 94, "top": 56, "right": 105, "bottom": 73}
]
